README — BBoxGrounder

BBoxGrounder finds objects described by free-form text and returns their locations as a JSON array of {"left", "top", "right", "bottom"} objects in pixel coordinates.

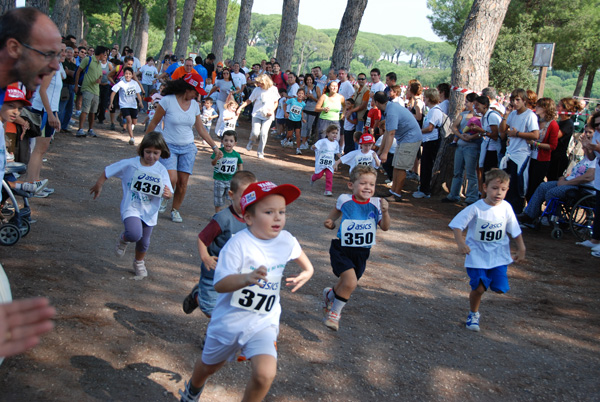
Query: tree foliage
[{"left": 426, "top": 0, "right": 473, "bottom": 46}]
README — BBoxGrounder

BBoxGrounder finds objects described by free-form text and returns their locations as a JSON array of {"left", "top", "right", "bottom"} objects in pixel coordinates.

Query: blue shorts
[
  {"left": 329, "top": 238, "right": 370, "bottom": 280},
  {"left": 466, "top": 265, "right": 509, "bottom": 293},
  {"left": 159, "top": 142, "right": 197, "bottom": 174},
  {"left": 198, "top": 268, "right": 218, "bottom": 317}
]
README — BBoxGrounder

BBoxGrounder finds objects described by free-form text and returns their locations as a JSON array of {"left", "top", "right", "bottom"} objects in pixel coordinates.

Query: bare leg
[
  {"left": 242, "top": 354, "right": 277, "bottom": 402},
  {"left": 333, "top": 269, "right": 358, "bottom": 300},
  {"left": 26, "top": 137, "right": 51, "bottom": 181},
  {"left": 88, "top": 111, "right": 95, "bottom": 130},
  {"left": 78, "top": 112, "right": 87, "bottom": 130},
  {"left": 391, "top": 168, "right": 407, "bottom": 195},
  {"left": 126, "top": 116, "right": 133, "bottom": 139},
  {"left": 469, "top": 282, "right": 485, "bottom": 312},
  {"left": 189, "top": 359, "right": 226, "bottom": 391},
  {"left": 172, "top": 171, "right": 190, "bottom": 211}
]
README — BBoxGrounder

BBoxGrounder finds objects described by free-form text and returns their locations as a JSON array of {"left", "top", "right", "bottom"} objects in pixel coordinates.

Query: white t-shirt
[
  {"left": 375, "top": 135, "right": 397, "bottom": 154},
  {"left": 338, "top": 80, "right": 354, "bottom": 101},
  {"left": 159, "top": 95, "right": 201, "bottom": 145},
  {"left": 506, "top": 108, "right": 539, "bottom": 156},
  {"left": 201, "top": 106, "right": 217, "bottom": 126},
  {"left": 104, "top": 157, "right": 173, "bottom": 226},
  {"left": 422, "top": 105, "right": 443, "bottom": 143},
  {"left": 314, "top": 138, "right": 340, "bottom": 173},
  {"left": 112, "top": 79, "right": 141, "bottom": 109},
  {"left": 368, "top": 81, "right": 386, "bottom": 110},
  {"left": 276, "top": 97, "right": 286, "bottom": 119},
  {"left": 207, "top": 228, "right": 302, "bottom": 345},
  {"left": 340, "top": 149, "right": 378, "bottom": 172},
  {"left": 448, "top": 199, "right": 521, "bottom": 269},
  {"left": 131, "top": 56, "right": 142, "bottom": 72},
  {"left": 481, "top": 109, "right": 502, "bottom": 151},
  {"left": 249, "top": 86, "right": 280, "bottom": 120},
  {"left": 231, "top": 71, "right": 247, "bottom": 91},
  {"left": 31, "top": 66, "right": 64, "bottom": 112},
  {"left": 287, "top": 82, "right": 299, "bottom": 98},
  {"left": 139, "top": 64, "right": 157, "bottom": 85},
  {"left": 439, "top": 99, "right": 449, "bottom": 114}
]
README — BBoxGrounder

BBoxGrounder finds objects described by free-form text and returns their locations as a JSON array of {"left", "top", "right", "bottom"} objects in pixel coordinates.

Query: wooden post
[{"left": 537, "top": 66, "right": 548, "bottom": 98}]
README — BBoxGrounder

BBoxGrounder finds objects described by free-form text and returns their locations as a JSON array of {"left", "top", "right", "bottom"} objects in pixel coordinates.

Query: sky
[{"left": 251, "top": 0, "right": 443, "bottom": 42}]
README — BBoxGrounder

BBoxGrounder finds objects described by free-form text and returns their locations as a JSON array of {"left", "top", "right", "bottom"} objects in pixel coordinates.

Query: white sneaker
[
  {"left": 171, "top": 209, "right": 183, "bottom": 223},
  {"left": 20, "top": 179, "right": 48, "bottom": 194},
  {"left": 300, "top": 143, "right": 309, "bottom": 150},
  {"left": 296, "top": 148, "right": 302, "bottom": 155},
  {"left": 576, "top": 240, "right": 599, "bottom": 248},
  {"left": 257, "top": 153, "right": 265, "bottom": 159},
  {"left": 115, "top": 235, "right": 128, "bottom": 257},
  {"left": 592, "top": 244, "right": 600, "bottom": 253},
  {"left": 413, "top": 191, "right": 430, "bottom": 199},
  {"left": 246, "top": 141, "right": 253, "bottom": 151},
  {"left": 324, "top": 191, "right": 333, "bottom": 196},
  {"left": 133, "top": 260, "right": 148, "bottom": 277},
  {"left": 128, "top": 137, "right": 135, "bottom": 145},
  {"left": 159, "top": 197, "right": 168, "bottom": 213}
]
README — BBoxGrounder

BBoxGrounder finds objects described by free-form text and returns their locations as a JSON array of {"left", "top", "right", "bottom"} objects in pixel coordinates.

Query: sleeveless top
[{"left": 320, "top": 95, "right": 342, "bottom": 121}]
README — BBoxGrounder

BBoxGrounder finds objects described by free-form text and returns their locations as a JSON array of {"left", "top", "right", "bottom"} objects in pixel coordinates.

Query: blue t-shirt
[
  {"left": 0, "top": 87, "right": 5, "bottom": 107},
  {"left": 286, "top": 98, "right": 306, "bottom": 122},
  {"left": 165, "top": 63, "right": 179, "bottom": 79},
  {"left": 335, "top": 194, "right": 383, "bottom": 249},
  {"left": 384, "top": 101, "right": 422, "bottom": 144},
  {"left": 194, "top": 64, "right": 208, "bottom": 88}
]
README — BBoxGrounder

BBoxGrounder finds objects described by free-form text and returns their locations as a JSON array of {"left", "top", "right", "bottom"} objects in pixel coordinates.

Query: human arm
[
  {"left": 145, "top": 104, "right": 166, "bottom": 133},
  {"left": 73, "top": 66, "right": 82, "bottom": 88},
  {"left": 378, "top": 129, "right": 395, "bottom": 163},
  {"left": 512, "top": 234, "right": 526, "bottom": 263},
  {"left": 107, "top": 67, "right": 118, "bottom": 85},
  {"left": 285, "top": 250, "right": 314, "bottom": 292},
  {"left": 452, "top": 228, "right": 471, "bottom": 255},
  {"left": 211, "top": 151, "right": 221, "bottom": 166},
  {"left": 372, "top": 151, "right": 381, "bottom": 168},
  {"left": 583, "top": 139, "right": 600, "bottom": 161},
  {"left": 422, "top": 122, "right": 435, "bottom": 134},
  {"left": 379, "top": 199, "right": 390, "bottom": 231},
  {"left": 558, "top": 168, "right": 595, "bottom": 186},
  {"left": 314, "top": 94, "right": 328, "bottom": 113},
  {"left": 38, "top": 74, "right": 60, "bottom": 130},
  {"left": 89, "top": 171, "right": 108, "bottom": 199},
  {"left": 194, "top": 114, "right": 222, "bottom": 159},
  {"left": 197, "top": 237, "right": 218, "bottom": 270},
  {"left": 236, "top": 99, "right": 251, "bottom": 116},
  {"left": 213, "top": 266, "right": 268, "bottom": 293},
  {"left": 324, "top": 207, "right": 342, "bottom": 229},
  {"left": 0, "top": 297, "right": 56, "bottom": 358}
]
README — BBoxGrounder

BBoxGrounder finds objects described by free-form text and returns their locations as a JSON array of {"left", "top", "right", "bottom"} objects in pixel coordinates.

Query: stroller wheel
[
  {"left": 551, "top": 228, "right": 563, "bottom": 240},
  {"left": 0, "top": 224, "right": 21, "bottom": 246},
  {"left": 18, "top": 219, "right": 30, "bottom": 238}
]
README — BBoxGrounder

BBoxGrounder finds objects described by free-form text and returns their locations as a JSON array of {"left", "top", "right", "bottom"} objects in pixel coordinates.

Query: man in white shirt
[
  {"left": 337, "top": 67, "right": 355, "bottom": 101},
  {"left": 312, "top": 66, "right": 327, "bottom": 93},
  {"left": 231, "top": 62, "right": 247, "bottom": 95},
  {"left": 368, "top": 68, "right": 386, "bottom": 110}
]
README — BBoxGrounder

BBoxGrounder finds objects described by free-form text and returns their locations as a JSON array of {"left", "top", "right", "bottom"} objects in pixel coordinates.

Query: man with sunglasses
[{"left": 350, "top": 73, "right": 370, "bottom": 133}]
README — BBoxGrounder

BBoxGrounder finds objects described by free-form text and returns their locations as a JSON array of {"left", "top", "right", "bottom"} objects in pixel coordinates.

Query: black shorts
[
  {"left": 121, "top": 108, "right": 138, "bottom": 119},
  {"left": 329, "top": 238, "right": 370, "bottom": 280},
  {"left": 287, "top": 119, "right": 301, "bottom": 130}
]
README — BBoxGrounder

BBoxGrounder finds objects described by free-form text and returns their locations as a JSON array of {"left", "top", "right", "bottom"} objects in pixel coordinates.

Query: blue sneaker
[{"left": 466, "top": 312, "right": 480, "bottom": 332}]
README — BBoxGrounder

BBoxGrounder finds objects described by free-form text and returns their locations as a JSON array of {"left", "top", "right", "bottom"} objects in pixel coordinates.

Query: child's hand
[
  {"left": 246, "top": 266, "right": 268, "bottom": 286},
  {"left": 380, "top": 198, "right": 389, "bottom": 213},
  {"left": 457, "top": 243, "right": 471, "bottom": 255},
  {"left": 302, "top": 119, "right": 306, "bottom": 123},
  {"left": 513, "top": 249, "right": 526, "bottom": 263},
  {"left": 203, "top": 256, "right": 218, "bottom": 270},
  {"left": 163, "top": 186, "right": 172, "bottom": 199},
  {"left": 90, "top": 184, "right": 102, "bottom": 199},
  {"left": 286, "top": 270, "right": 312, "bottom": 293},
  {"left": 311, "top": 145, "right": 316, "bottom": 151},
  {"left": 324, "top": 219, "right": 336, "bottom": 230}
]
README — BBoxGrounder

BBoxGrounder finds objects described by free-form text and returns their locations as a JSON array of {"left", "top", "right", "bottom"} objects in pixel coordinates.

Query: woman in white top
[
  {"left": 26, "top": 42, "right": 66, "bottom": 187},
  {"left": 146, "top": 74, "right": 221, "bottom": 223},
  {"left": 236, "top": 74, "right": 280, "bottom": 159},
  {"left": 208, "top": 68, "right": 237, "bottom": 137}
]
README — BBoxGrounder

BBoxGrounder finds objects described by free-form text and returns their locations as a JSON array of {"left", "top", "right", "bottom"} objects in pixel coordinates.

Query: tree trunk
[
  {"left": 130, "top": 2, "right": 142, "bottom": 55},
  {"left": 26, "top": 0, "right": 49, "bottom": 14},
  {"left": 583, "top": 67, "right": 597, "bottom": 98},
  {"left": 51, "top": 0, "right": 71, "bottom": 36},
  {"left": 573, "top": 63, "right": 588, "bottom": 97},
  {"left": 68, "top": 0, "right": 83, "bottom": 41},
  {"left": 431, "top": 0, "right": 510, "bottom": 196},
  {"left": 211, "top": 0, "right": 229, "bottom": 63},
  {"left": 275, "top": 0, "right": 299, "bottom": 71},
  {"left": 1, "top": 1, "right": 15, "bottom": 15},
  {"left": 233, "top": 0, "right": 254, "bottom": 63},
  {"left": 159, "top": 0, "right": 177, "bottom": 61},
  {"left": 136, "top": 8, "right": 149, "bottom": 63},
  {"left": 118, "top": 1, "right": 133, "bottom": 50},
  {"left": 174, "top": 0, "right": 198, "bottom": 59},
  {"left": 330, "top": 0, "right": 368, "bottom": 71}
]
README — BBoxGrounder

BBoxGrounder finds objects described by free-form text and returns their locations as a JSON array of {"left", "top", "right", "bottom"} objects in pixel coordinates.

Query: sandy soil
[{"left": 0, "top": 117, "right": 599, "bottom": 401}]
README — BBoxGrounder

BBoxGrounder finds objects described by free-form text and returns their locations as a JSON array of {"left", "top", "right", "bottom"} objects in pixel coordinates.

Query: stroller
[{"left": 1, "top": 162, "right": 32, "bottom": 246}]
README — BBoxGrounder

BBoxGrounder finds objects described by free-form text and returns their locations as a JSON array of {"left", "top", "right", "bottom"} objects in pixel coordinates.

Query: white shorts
[{"left": 201, "top": 326, "right": 278, "bottom": 365}]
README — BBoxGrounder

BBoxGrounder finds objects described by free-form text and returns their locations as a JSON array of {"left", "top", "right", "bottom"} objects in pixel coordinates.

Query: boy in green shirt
[{"left": 211, "top": 130, "right": 244, "bottom": 213}]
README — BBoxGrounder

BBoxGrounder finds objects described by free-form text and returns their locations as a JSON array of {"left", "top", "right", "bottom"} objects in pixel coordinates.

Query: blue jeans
[
  {"left": 523, "top": 181, "right": 578, "bottom": 219},
  {"left": 449, "top": 144, "right": 479, "bottom": 202},
  {"left": 58, "top": 84, "right": 75, "bottom": 130}
]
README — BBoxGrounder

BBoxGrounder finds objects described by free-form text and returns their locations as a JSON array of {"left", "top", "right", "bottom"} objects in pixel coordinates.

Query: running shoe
[
  {"left": 179, "top": 380, "right": 202, "bottom": 402},
  {"left": 466, "top": 312, "right": 480, "bottom": 332},
  {"left": 324, "top": 310, "right": 340, "bottom": 331},
  {"left": 322, "top": 287, "right": 333, "bottom": 315},
  {"left": 171, "top": 209, "right": 183, "bottom": 223},
  {"left": 296, "top": 148, "right": 302, "bottom": 155},
  {"left": 75, "top": 129, "right": 86, "bottom": 137},
  {"left": 159, "top": 197, "right": 168, "bottom": 213},
  {"left": 129, "top": 137, "right": 135, "bottom": 145},
  {"left": 182, "top": 284, "right": 199, "bottom": 314},
  {"left": 412, "top": 191, "right": 430, "bottom": 199},
  {"left": 20, "top": 179, "right": 48, "bottom": 195},
  {"left": 115, "top": 235, "right": 128, "bottom": 257},
  {"left": 324, "top": 191, "right": 333, "bottom": 196},
  {"left": 87, "top": 129, "right": 98, "bottom": 137},
  {"left": 133, "top": 260, "right": 148, "bottom": 277}
]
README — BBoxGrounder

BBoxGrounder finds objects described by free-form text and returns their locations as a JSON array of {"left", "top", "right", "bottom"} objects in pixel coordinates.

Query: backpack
[
  {"left": 78, "top": 56, "right": 92, "bottom": 86},
  {"left": 433, "top": 106, "right": 452, "bottom": 139}
]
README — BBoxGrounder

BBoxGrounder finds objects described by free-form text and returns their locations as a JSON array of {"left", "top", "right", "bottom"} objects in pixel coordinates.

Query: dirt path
[{"left": 0, "top": 118, "right": 599, "bottom": 401}]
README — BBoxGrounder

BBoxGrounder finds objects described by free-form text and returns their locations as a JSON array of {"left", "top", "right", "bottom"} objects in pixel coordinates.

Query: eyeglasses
[
  {"left": 357, "top": 78, "right": 366, "bottom": 81},
  {"left": 20, "top": 42, "right": 61, "bottom": 61}
]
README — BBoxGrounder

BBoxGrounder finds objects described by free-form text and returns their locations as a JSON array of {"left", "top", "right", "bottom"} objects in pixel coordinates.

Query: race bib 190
[
  {"left": 230, "top": 275, "right": 282, "bottom": 314},
  {"left": 215, "top": 157, "right": 238, "bottom": 175},
  {"left": 130, "top": 169, "right": 163, "bottom": 197},
  {"left": 341, "top": 219, "right": 376, "bottom": 247},
  {"left": 475, "top": 218, "right": 505, "bottom": 243}
]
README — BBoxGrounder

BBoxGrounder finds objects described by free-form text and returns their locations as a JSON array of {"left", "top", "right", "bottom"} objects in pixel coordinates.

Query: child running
[
  {"left": 109, "top": 66, "right": 144, "bottom": 145},
  {"left": 283, "top": 88, "right": 306, "bottom": 155},
  {"left": 90, "top": 131, "right": 173, "bottom": 278},
  {"left": 448, "top": 169, "right": 525, "bottom": 332},
  {"left": 310, "top": 124, "right": 341, "bottom": 196},
  {"left": 201, "top": 98, "right": 218, "bottom": 135},
  {"left": 211, "top": 130, "right": 243, "bottom": 213},
  {"left": 179, "top": 180, "right": 314, "bottom": 402},
  {"left": 182, "top": 171, "right": 256, "bottom": 345},
  {"left": 322, "top": 165, "right": 390, "bottom": 331},
  {"left": 219, "top": 99, "right": 239, "bottom": 137},
  {"left": 334, "top": 132, "right": 381, "bottom": 173}
]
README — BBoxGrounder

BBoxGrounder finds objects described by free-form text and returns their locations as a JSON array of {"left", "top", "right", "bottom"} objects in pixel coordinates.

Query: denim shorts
[
  {"left": 466, "top": 265, "right": 509, "bottom": 293},
  {"left": 213, "top": 179, "right": 231, "bottom": 208},
  {"left": 159, "top": 142, "right": 197, "bottom": 174},
  {"left": 198, "top": 272, "right": 218, "bottom": 316}
]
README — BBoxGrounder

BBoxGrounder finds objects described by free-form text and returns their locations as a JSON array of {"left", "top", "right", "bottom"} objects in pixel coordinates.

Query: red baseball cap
[
  {"left": 240, "top": 181, "right": 301, "bottom": 215},
  {"left": 4, "top": 83, "right": 31, "bottom": 106},
  {"left": 183, "top": 72, "right": 207, "bottom": 96},
  {"left": 359, "top": 133, "right": 375, "bottom": 144}
]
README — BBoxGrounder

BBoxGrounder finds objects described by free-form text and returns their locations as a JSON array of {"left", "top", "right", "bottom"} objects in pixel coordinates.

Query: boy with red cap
[
  {"left": 179, "top": 181, "right": 314, "bottom": 402},
  {"left": 334, "top": 132, "right": 381, "bottom": 173},
  {"left": 1, "top": 84, "right": 48, "bottom": 194},
  {"left": 322, "top": 165, "right": 390, "bottom": 331}
]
